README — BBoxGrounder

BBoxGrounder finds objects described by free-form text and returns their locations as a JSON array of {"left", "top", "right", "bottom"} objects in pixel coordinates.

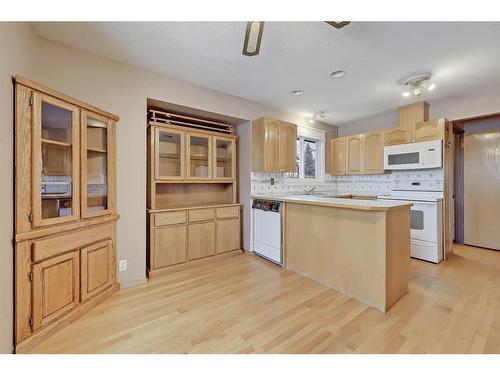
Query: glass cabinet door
[
  {"left": 155, "top": 128, "right": 185, "bottom": 180},
  {"left": 81, "top": 110, "right": 114, "bottom": 217},
  {"left": 213, "top": 136, "right": 235, "bottom": 180},
  {"left": 32, "top": 93, "right": 80, "bottom": 227},
  {"left": 187, "top": 133, "right": 212, "bottom": 179}
]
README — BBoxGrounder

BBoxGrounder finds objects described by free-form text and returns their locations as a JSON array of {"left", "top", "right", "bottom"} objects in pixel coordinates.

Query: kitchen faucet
[{"left": 304, "top": 186, "right": 318, "bottom": 195}]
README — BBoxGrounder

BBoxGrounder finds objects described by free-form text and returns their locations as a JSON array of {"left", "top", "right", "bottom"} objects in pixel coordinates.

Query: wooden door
[
  {"left": 188, "top": 222, "right": 215, "bottom": 260},
  {"left": 155, "top": 127, "right": 185, "bottom": 180},
  {"left": 213, "top": 136, "right": 236, "bottom": 180},
  {"left": 330, "top": 137, "right": 347, "bottom": 175},
  {"left": 363, "top": 132, "right": 384, "bottom": 174},
  {"left": 154, "top": 225, "right": 187, "bottom": 268},
  {"left": 464, "top": 129, "right": 500, "bottom": 250},
  {"left": 384, "top": 127, "right": 411, "bottom": 146},
  {"left": 263, "top": 118, "right": 280, "bottom": 172},
  {"left": 186, "top": 133, "right": 212, "bottom": 180},
  {"left": 413, "top": 120, "right": 444, "bottom": 142},
  {"left": 216, "top": 218, "right": 240, "bottom": 254},
  {"left": 81, "top": 110, "right": 116, "bottom": 218},
  {"left": 80, "top": 240, "right": 115, "bottom": 301},
  {"left": 32, "top": 251, "right": 80, "bottom": 331},
  {"left": 32, "top": 92, "right": 80, "bottom": 227},
  {"left": 347, "top": 135, "right": 363, "bottom": 174},
  {"left": 278, "top": 122, "right": 297, "bottom": 172}
]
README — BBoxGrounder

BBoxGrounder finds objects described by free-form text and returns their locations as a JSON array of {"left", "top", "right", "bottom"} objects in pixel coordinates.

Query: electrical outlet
[
  {"left": 119, "top": 259, "right": 128, "bottom": 272},
  {"left": 270, "top": 178, "right": 275, "bottom": 185}
]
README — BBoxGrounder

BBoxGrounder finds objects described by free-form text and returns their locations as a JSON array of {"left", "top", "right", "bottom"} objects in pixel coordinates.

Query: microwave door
[{"left": 385, "top": 151, "right": 422, "bottom": 169}]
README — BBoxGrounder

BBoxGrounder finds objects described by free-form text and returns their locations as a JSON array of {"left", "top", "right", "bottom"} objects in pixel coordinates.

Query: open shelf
[
  {"left": 155, "top": 182, "right": 234, "bottom": 209},
  {"left": 42, "top": 139, "right": 71, "bottom": 147},
  {"left": 87, "top": 147, "right": 107, "bottom": 153}
]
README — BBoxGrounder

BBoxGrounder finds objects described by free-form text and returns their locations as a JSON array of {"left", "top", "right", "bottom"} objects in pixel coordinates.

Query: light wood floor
[{"left": 30, "top": 244, "right": 500, "bottom": 354}]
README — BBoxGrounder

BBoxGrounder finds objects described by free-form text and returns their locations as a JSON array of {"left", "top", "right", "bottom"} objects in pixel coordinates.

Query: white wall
[
  {"left": 0, "top": 22, "right": 37, "bottom": 354},
  {"left": 338, "top": 85, "right": 500, "bottom": 137}
]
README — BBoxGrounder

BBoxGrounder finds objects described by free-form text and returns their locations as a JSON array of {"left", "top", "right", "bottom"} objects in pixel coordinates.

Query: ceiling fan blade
[
  {"left": 243, "top": 21, "right": 265, "bottom": 57},
  {"left": 325, "top": 21, "right": 351, "bottom": 29}
]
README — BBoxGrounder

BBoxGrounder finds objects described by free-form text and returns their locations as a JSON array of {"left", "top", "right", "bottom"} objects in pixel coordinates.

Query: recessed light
[
  {"left": 290, "top": 89, "right": 304, "bottom": 96},
  {"left": 402, "top": 92, "right": 410, "bottom": 97},
  {"left": 330, "top": 70, "right": 347, "bottom": 79}
]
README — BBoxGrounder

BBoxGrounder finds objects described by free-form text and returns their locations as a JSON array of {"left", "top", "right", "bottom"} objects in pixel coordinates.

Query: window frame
[{"left": 285, "top": 131, "right": 325, "bottom": 185}]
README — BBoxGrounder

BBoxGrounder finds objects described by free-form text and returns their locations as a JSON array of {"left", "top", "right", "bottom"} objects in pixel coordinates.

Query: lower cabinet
[
  {"left": 154, "top": 225, "right": 187, "bottom": 267},
  {"left": 32, "top": 250, "right": 80, "bottom": 331},
  {"left": 189, "top": 221, "right": 215, "bottom": 260},
  {"left": 216, "top": 218, "right": 240, "bottom": 254},
  {"left": 148, "top": 204, "right": 241, "bottom": 275},
  {"left": 81, "top": 240, "right": 115, "bottom": 301}
]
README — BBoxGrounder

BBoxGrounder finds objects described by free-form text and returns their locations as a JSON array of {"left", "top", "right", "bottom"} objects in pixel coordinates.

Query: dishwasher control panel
[{"left": 252, "top": 199, "right": 281, "bottom": 213}]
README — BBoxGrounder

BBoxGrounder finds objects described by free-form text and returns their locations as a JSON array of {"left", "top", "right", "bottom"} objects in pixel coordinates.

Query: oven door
[{"left": 409, "top": 201, "right": 438, "bottom": 243}]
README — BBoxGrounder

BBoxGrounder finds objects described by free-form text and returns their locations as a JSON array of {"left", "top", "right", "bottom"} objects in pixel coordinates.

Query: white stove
[{"left": 378, "top": 190, "right": 443, "bottom": 263}]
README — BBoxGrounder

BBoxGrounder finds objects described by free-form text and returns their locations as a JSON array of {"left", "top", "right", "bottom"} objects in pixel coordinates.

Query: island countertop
[{"left": 251, "top": 193, "right": 412, "bottom": 212}]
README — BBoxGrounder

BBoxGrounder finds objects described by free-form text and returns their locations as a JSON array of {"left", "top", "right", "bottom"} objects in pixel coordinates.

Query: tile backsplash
[{"left": 251, "top": 168, "right": 444, "bottom": 196}]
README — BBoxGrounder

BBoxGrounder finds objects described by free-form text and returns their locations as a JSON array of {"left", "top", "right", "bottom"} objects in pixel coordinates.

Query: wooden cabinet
[
  {"left": 330, "top": 137, "right": 347, "bottom": 175},
  {"left": 187, "top": 133, "right": 212, "bottom": 180},
  {"left": 155, "top": 128, "right": 185, "bottom": 180},
  {"left": 213, "top": 136, "right": 236, "bottom": 180},
  {"left": 80, "top": 240, "right": 115, "bottom": 301},
  {"left": 399, "top": 101, "right": 429, "bottom": 131},
  {"left": 347, "top": 135, "right": 363, "bottom": 174},
  {"left": 189, "top": 221, "right": 216, "bottom": 260},
  {"left": 413, "top": 120, "right": 444, "bottom": 142},
  {"left": 148, "top": 204, "right": 241, "bottom": 276},
  {"left": 154, "top": 225, "right": 187, "bottom": 268},
  {"left": 216, "top": 218, "right": 240, "bottom": 254},
  {"left": 252, "top": 117, "right": 297, "bottom": 172},
  {"left": 14, "top": 76, "right": 119, "bottom": 352},
  {"left": 32, "top": 92, "right": 80, "bottom": 227},
  {"left": 384, "top": 127, "right": 411, "bottom": 146},
  {"left": 32, "top": 251, "right": 80, "bottom": 331},
  {"left": 363, "top": 132, "right": 384, "bottom": 174}
]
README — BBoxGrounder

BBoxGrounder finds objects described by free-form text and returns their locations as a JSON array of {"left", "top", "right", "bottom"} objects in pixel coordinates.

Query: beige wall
[
  {"left": 0, "top": 22, "right": 338, "bottom": 353},
  {"left": 0, "top": 22, "right": 37, "bottom": 354},
  {"left": 338, "top": 86, "right": 500, "bottom": 137}
]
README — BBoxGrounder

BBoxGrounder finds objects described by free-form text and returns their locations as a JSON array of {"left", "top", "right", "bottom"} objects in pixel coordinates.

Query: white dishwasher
[{"left": 252, "top": 199, "right": 283, "bottom": 266}]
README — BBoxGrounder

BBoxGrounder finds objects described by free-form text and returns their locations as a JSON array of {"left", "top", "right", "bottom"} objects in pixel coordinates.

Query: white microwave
[{"left": 384, "top": 139, "right": 442, "bottom": 170}]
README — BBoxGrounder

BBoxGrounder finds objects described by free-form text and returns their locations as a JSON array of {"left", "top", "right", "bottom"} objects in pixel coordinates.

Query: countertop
[{"left": 251, "top": 193, "right": 412, "bottom": 212}]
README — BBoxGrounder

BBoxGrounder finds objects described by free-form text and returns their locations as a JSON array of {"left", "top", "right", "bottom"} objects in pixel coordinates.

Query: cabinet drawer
[
  {"left": 155, "top": 211, "right": 187, "bottom": 226},
  {"left": 189, "top": 208, "right": 215, "bottom": 222},
  {"left": 216, "top": 206, "right": 240, "bottom": 219},
  {"left": 32, "top": 224, "right": 112, "bottom": 262}
]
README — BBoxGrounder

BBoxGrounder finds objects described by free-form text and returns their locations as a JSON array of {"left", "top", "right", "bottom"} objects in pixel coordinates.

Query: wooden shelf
[
  {"left": 42, "top": 139, "right": 71, "bottom": 147},
  {"left": 87, "top": 147, "right": 107, "bottom": 153}
]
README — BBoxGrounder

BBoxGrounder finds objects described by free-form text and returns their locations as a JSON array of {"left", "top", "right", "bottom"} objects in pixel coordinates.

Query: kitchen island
[{"left": 252, "top": 194, "right": 412, "bottom": 312}]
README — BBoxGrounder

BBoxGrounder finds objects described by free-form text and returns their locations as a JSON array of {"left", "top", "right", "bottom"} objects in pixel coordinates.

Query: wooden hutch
[
  {"left": 14, "top": 76, "right": 119, "bottom": 352},
  {"left": 146, "top": 106, "right": 242, "bottom": 278}
]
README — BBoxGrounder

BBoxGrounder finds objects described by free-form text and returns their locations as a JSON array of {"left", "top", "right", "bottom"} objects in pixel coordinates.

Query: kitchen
[{"left": 2, "top": 16, "right": 500, "bottom": 365}]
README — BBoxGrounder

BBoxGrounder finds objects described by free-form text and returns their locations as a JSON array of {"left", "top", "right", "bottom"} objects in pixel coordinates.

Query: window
[{"left": 286, "top": 135, "right": 325, "bottom": 183}]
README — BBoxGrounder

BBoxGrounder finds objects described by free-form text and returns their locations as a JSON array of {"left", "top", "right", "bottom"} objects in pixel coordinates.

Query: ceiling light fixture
[
  {"left": 309, "top": 111, "right": 326, "bottom": 124},
  {"left": 330, "top": 70, "right": 347, "bottom": 79},
  {"left": 242, "top": 21, "right": 265, "bottom": 57},
  {"left": 290, "top": 89, "right": 304, "bottom": 96},
  {"left": 403, "top": 74, "right": 436, "bottom": 97}
]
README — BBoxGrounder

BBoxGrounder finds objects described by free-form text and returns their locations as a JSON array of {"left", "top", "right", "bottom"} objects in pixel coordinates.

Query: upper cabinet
[
  {"left": 399, "top": 101, "right": 429, "bottom": 131},
  {"left": 187, "top": 133, "right": 212, "bottom": 180},
  {"left": 252, "top": 117, "right": 297, "bottom": 173},
  {"left": 32, "top": 93, "right": 80, "bottom": 227},
  {"left": 81, "top": 110, "right": 116, "bottom": 218},
  {"left": 384, "top": 127, "right": 411, "bottom": 146},
  {"left": 330, "top": 137, "right": 347, "bottom": 175},
  {"left": 413, "top": 120, "right": 444, "bottom": 142},
  {"left": 347, "top": 135, "right": 363, "bottom": 175},
  {"left": 155, "top": 128, "right": 185, "bottom": 180},
  {"left": 363, "top": 132, "right": 384, "bottom": 174},
  {"left": 213, "top": 136, "right": 236, "bottom": 180}
]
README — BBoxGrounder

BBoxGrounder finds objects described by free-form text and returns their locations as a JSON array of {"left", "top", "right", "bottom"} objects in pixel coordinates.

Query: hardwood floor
[{"left": 29, "top": 244, "right": 500, "bottom": 354}]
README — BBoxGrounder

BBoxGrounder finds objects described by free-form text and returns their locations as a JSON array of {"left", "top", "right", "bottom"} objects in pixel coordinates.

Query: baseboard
[{"left": 15, "top": 283, "right": 120, "bottom": 354}]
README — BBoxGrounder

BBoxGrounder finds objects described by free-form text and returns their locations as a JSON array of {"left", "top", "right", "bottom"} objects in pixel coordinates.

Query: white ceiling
[{"left": 32, "top": 22, "right": 500, "bottom": 125}]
